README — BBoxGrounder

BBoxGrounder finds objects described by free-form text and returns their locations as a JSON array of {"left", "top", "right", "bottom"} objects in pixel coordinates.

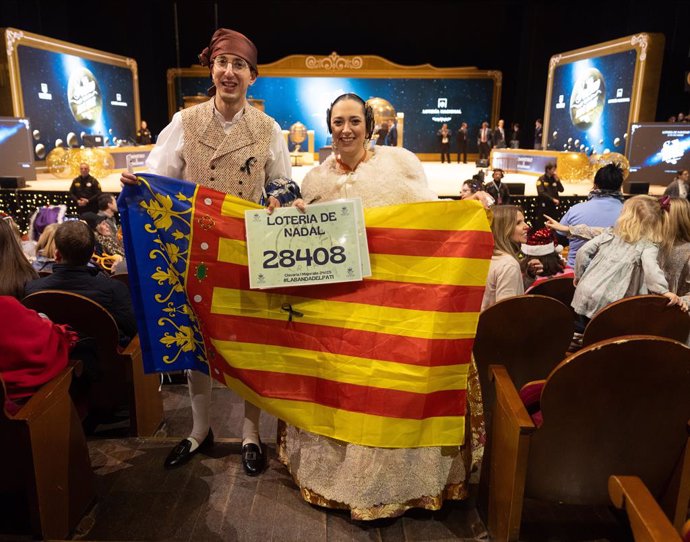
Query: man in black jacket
[
  {"left": 69, "top": 163, "right": 102, "bottom": 215},
  {"left": 25, "top": 221, "right": 136, "bottom": 342}
]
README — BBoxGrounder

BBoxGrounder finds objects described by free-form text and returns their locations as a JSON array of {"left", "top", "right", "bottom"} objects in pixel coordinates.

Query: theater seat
[
  {"left": 583, "top": 294, "right": 690, "bottom": 347},
  {"left": 0, "top": 364, "right": 95, "bottom": 539},
  {"left": 487, "top": 336, "right": 690, "bottom": 541},
  {"left": 22, "top": 290, "right": 163, "bottom": 436}
]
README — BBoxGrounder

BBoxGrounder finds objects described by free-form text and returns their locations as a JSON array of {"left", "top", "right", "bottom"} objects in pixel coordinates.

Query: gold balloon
[
  {"left": 366, "top": 97, "right": 396, "bottom": 127},
  {"left": 590, "top": 152, "right": 630, "bottom": 180},
  {"left": 557, "top": 152, "right": 592, "bottom": 182},
  {"left": 46, "top": 147, "right": 73, "bottom": 178},
  {"left": 47, "top": 147, "right": 114, "bottom": 179},
  {"left": 77, "top": 147, "right": 115, "bottom": 178}
]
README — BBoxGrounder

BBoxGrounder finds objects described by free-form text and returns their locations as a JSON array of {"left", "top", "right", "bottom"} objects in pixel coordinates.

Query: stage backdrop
[
  {"left": 0, "top": 28, "right": 140, "bottom": 160},
  {"left": 168, "top": 53, "right": 501, "bottom": 159},
  {"left": 542, "top": 33, "right": 664, "bottom": 157}
]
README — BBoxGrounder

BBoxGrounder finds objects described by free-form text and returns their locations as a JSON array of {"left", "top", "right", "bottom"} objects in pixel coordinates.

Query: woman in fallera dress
[{"left": 279, "top": 93, "right": 485, "bottom": 520}]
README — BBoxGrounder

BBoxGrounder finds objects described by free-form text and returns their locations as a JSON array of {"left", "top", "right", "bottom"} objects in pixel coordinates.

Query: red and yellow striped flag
[{"left": 184, "top": 185, "right": 493, "bottom": 448}]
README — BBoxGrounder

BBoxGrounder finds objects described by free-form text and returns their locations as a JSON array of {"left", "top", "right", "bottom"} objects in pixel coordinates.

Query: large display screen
[
  {"left": 176, "top": 76, "right": 495, "bottom": 153},
  {"left": 546, "top": 49, "right": 637, "bottom": 155},
  {"left": 0, "top": 116, "right": 35, "bottom": 179},
  {"left": 16, "top": 45, "right": 136, "bottom": 156},
  {"left": 627, "top": 123, "right": 690, "bottom": 185}
]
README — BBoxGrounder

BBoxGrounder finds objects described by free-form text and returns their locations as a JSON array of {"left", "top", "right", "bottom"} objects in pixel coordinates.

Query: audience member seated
[
  {"left": 663, "top": 169, "right": 689, "bottom": 198},
  {"left": 572, "top": 195, "right": 687, "bottom": 332},
  {"left": 558, "top": 163, "right": 625, "bottom": 267},
  {"left": 82, "top": 212, "right": 125, "bottom": 260},
  {"left": 522, "top": 228, "right": 574, "bottom": 291},
  {"left": 24, "top": 221, "right": 136, "bottom": 344},
  {"left": 97, "top": 193, "right": 120, "bottom": 235},
  {"left": 482, "top": 205, "right": 541, "bottom": 310},
  {"left": 2, "top": 212, "right": 36, "bottom": 261},
  {"left": 0, "top": 296, "right": 77, "bottom": 415},
  {"left": 460, "top": 178, "right": 494, "bottom": 209},
  {"left": 32, "top": 223, "right": 59, "bottom": 274},
  {"left": 0, "top": 217, "right": 39, "bottom": 299},
  {"left": 661, "top": 197, "right": 690, "bottom": 306}
]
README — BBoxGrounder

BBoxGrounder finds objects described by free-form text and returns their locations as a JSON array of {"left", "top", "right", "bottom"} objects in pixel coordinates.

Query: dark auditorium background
[{"left": 1, "top": 0, "right": 689, "bottom": 142}]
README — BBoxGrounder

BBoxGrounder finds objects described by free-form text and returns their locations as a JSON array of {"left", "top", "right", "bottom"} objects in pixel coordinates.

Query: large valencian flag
[{"left": 118, "top": 173, "right": 493, "bottom": 448}]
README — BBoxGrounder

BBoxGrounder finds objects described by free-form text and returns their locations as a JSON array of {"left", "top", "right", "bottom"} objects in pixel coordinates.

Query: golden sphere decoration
[
  {"left": 46, "top": 147, "right": 73, "bottom": 178},
  {"left": 366, "top": 97, "right": 396, "bottom": 127},
  {"left": 289, "top": 121, "right": 307, "bottom": 149},
  {"left": 78, "top": 147, "right": 115, "bottom": 178},
  {"left": 590, "top": 152, "right": 630, "bottom": 180},
  {"left": 556, "top": 152, "right": 592, "bottom": 183},
  {"left": 46, "top": 147, "right": 114, "bottom": 179}
]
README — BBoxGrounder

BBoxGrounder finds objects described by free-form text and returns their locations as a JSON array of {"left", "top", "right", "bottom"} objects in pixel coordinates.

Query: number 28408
[{"left": 263, "top": 247, "right": 346, "bottom": 268}]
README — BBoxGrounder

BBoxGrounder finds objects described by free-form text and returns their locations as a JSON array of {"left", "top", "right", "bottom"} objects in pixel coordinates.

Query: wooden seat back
[
  {"left": 583, "top": 295, "right": 690, "bottom": 347},
  {"left": 527, "top": 276, "right": 576, "bottom": 308},
  {"left": 474, "top": 294, "right": 574, "bottom": 411},
  {"left": 527, "top": 336, "right": 690, "bottom": 510},
  {"left": 0, "top": 366, "right": 94, "bottom": 539},
  {"left": 23, "top": 290, "right": 127, "bottom": 412},
  {"left": 22, "top": 290, "right": 162, "bottom": 436},
  {"left": 488, "top": 336, "right": 690, "bottom": 541}
]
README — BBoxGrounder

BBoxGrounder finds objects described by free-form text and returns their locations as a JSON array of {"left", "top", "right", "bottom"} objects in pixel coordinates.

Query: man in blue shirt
[{"left": 558, "top": 164, "right": 625, "bottom": 267}]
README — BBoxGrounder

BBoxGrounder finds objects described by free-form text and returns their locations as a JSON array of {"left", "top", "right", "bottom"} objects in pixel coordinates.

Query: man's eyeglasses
[{"left": 213, "top": 56, "right": 249, "bottom": 72}]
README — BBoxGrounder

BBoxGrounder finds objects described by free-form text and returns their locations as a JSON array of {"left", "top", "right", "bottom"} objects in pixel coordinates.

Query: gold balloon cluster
[
  {"left": 45, "top": 147, "right": 115, "bottom": 179},
  {"left": 589, "top": 152, "right": 630, "bottom": 180},
  {"left": 557, "top": 151, "right": 630, "bottom": 183},
  {"left": 556, "top": 152, "right": 592, "bottom": 183}
]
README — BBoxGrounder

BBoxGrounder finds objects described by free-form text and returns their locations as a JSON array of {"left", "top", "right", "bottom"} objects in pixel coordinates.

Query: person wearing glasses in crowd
[{"left": 120, "top": 28, "right": 293, "bottom": 476}]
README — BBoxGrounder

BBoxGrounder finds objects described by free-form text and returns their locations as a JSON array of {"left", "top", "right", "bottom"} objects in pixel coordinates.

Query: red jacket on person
[{"left": 0, "top": 296, "right": 77, "bottom": 414}]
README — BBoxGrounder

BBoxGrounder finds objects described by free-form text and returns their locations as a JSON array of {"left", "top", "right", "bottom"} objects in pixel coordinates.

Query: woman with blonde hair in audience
[
  {"left": 660, "top": 197, "right": 690, "bottom": 303},
  {"left": 482, "top": 205, "right": 541, "bottom": 310},
  {"left": 0, "top": 218, "right": 38, "bottom": 298},
  {"left": 572, "top": 195, "right": 686, "bottom": 331},
  {"left": 32, "top": 223, "right": 59, "bottom": 273}
]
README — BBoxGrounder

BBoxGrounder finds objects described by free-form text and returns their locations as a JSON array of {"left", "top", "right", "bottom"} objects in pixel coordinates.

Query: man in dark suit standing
[
  {"left": 492, "top": 119, "right": 506, "bottom": 149},
  {"left": 385, "top": 120, "right": 398, "bottom": 146},
  {"left": 456, "top": 122, "right": 468, "bottom": 163},
  {"left": 477, "top": 121, "right": 492, "bottom": 161},
  {"left": 534, "top": 118, "right": 543, "bottom": 150}
]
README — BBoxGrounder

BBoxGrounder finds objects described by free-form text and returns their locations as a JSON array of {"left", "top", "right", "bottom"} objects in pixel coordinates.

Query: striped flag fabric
[{"left": 119, "top": 173, "right": 493, "bottom": 448}]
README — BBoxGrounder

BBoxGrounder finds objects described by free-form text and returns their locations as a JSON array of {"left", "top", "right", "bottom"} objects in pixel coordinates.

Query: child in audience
[
  {"left": 572, "top": 195, "right": 686, "bottom": 330},
  {"left": 522, "top": 227, "right": 574, "bottom": 291},
  {"left": 660, "top": 197, "right": 690, "bottom": 305},
  {"left": 32, "top": 223, "right": 59, "bottom": 273}
]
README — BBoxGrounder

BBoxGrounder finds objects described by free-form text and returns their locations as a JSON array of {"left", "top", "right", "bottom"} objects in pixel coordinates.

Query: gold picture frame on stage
[
  {"left": 167, "top": 52, "right": 502, "bottom": 161},
  {"left": 542, "top": 33, "right": 664, "bottom": 155},
  {"left": 0, "top": 27, "right": 140, "bottom": 156}
]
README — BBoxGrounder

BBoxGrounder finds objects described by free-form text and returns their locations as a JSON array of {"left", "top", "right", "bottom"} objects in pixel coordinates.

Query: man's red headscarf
[
  {"left": 199, "top": 29, "right": 258, "bottom": 97},
  {"left": 199, "top": 28, "right": 258, "bottom": 72}
]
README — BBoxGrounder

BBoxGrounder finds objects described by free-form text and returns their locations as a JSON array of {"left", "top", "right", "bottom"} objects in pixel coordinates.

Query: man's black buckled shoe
[
  {"left": 241, "top": 442, "right": 266, "bottom": 476},
  {"left": 163, "top": 428, "right": 214, "bottom": 469}
]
